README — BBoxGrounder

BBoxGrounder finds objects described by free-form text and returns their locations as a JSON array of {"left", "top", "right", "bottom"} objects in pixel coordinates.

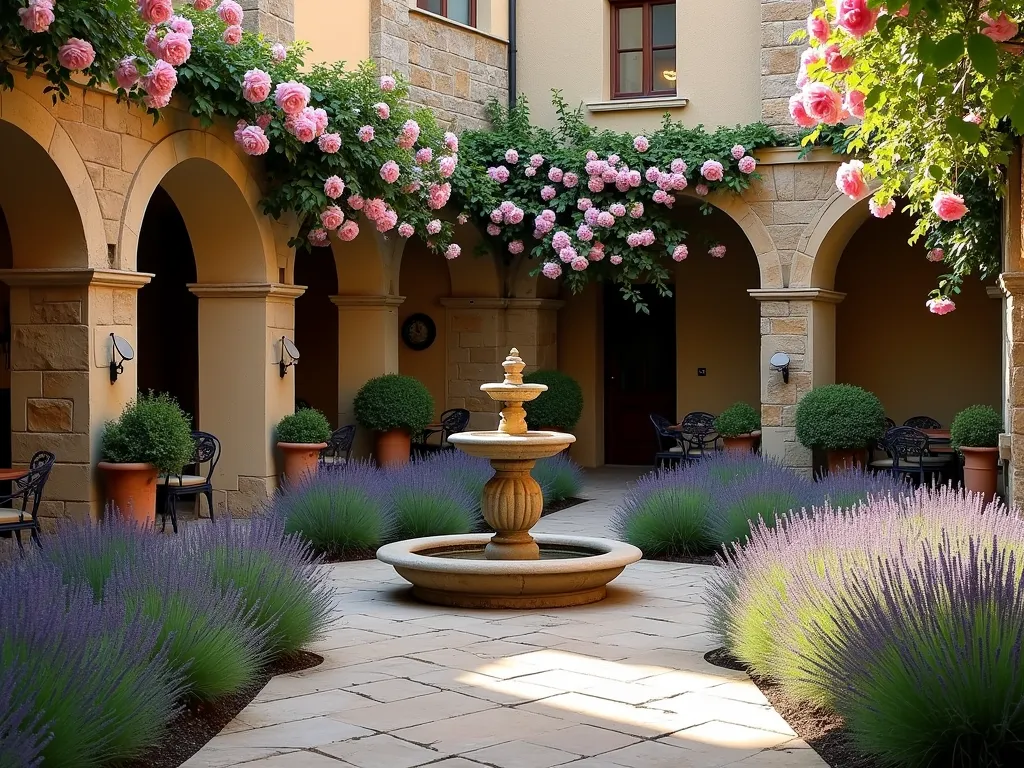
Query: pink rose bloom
[
  {"left": 217, "top": 0, "right": 243, "bottom": 26},
  {"left": 633, "top": 135, "right": 650, "bottom": 153},
  {"left": 932, "top": 192, "right": 968, "bottom": 222},
  {"left": 170, "top": 16, "right": 194, "bottom": 38},
  {"left": 274, "top": 81, "right": 310, "bottom": 115},
  {"left": 926, "top": 248, "right": 945, "bottom": 262},
  {"left": 402, "top": 182, "right": 421, "bottom": 194},
  {"left": 364, "top": 199, "right": 387, "bottom": 221},
  {"left": 695, "top": 183, "right": 709, "bottom": 196},
  {"left": 347, "top": 194, "right": 364, "bottom": 210},
  {"left": 927, "top": 297, "right": 956, "bottom": 316},
  {"left": 585, "top": 150, "right": 598, "bottom": 162},
  {"left": 58, "top": 38, "right": 96, "bottom": 71},
  {"left": 559, "top": 247, "right": 578, "bottom": 263},
  {"left": 789, "top": 92, "right": 818, "bottom": 128},
  {"left": 374, "top": 102, "right": 390, "bottom": 120},
  {"left": 320, "top": 206, "right": 345, "bottom": 231},
  {"left": 486, "top": 223, "right": 502, "bottom": 236},
  {"left": 508, "top": 240, "right": 525, "bottom": 255},
  {"left": 542, "top": 262, "right": 562, "bottom": 279},
  {"left": 709, "top": 244, "right": 727, "bottom": 259},
  {"left": 145, "top": 27, "right": 162, "bottom": 57},
  {"left": 318, "top": 132, "right": 341, "bottom": 153},
  {"left": 601, "top": 167, "right": 618, "bottom": 183},
  {"left": 271, "top": 43, "right": 288, "bottom": 62},
  {"left": 672, "top": 244, "right": 689, "bottom": 262},
  {"left": 564, "top": 172, "right": 580, "bottom": 188},
  {"left": 608, "top": 153, "right": 621, "bottom": 165},
  {"left": 308, "top": 228, "right": 329, "bottom": 247},
  {"left": 243, "top": 69, "right": 272, "bottom": 103},
  {"left": 701, "top": 160, "right": 725, "bottom": 182},
  {"left": 797, "top": 49, "right": 823, "bottom": 87},
  {"left": 672, "top": 159, "right": 689, "bottom": 175},
  {"left": 256, "top": 113, "right": 273, "bottom": 129},
  {"left": 836, "top": 160, "right": 867, "bottom": 199},
  {"left": 642, "top": 166, "right": 660, "bottom": 184},
  {"left": 398, "top": 223, "right": 415, "bottom": 238},
  {"left": 490, "top": 208, "right": 504, "bottom": 224},
  {"left": 541, "top": 185, "right": 557, "bottom": 201},
  {"left": 844, "top": 89, "right": 866, "bottom": 119},
  {"left": 505, "top": 148, "right": 520, "bottom": 164},
  {"left": 588, "top": 177, "right": 605, "bottom": 193},
  {"left": 396, "top": 119, "right": 420, "bottom": 150},
  {"left": 869, "top": 198, "right": 896, "bottom": 218},
  {"left": 981, "top": 12, "right": 1019, "bottom": 42},
  {"left": 380, "top": 75, "right": 397, "bottom": 92},
  {"left": 444, "top": 132, "right": 459, "bottom": 152},
  {"left": 552, "top": 231, "right": 571, "bottom": 251},
  {"left": 339, "top": 220, "right": 360, "bottom": 241},
  {"left": 324, "top": 176, "right": 345, "bottom": 199},
  {"left": 731, "top": 145, "right": 746, "bottom": 160},
  {"left": 571, "top": 255, "right": 589, "bottom": 272},
  {"left": 507, "top": 207, "right": 524, "bottom": 224},
  {"left": 802, "top": 82, "right": 844, "bottom": 125},
  {"left": 609, "top": 203, "right": 627, "bottom": 218},
  {"left": 427, "top": 220, "right": 442, "bottom": 235},
  {"left": 415, "top": 148, "right": 433, "bottom": 165},
  {"left": 609, "top": 254, "right": 623, "bottom": 266},
  {"left": 457, "top": 213, "right": 469, "bottom": 225},
  {"left": 627, "top": 170, "right": 643, "bottom": 188},
  {"left": 578, "top": 198, "right": 593, "bottom": 211},
  {"left": 588, "top": 246, "right": 605, "bottom": 262},
  {"left": 428, "top": 182, "right": 451, "bottom": 209},
  {"left": 375, "top": 209, "right": 398, "bottom": 233},
  {"left": 115, "top": 57, "right": 140, "bottom": 90},
  {"left": 439, "top": 156, "right": 457, "bottom": 178},
  {"left": 235, "top": 125, "right": 270, "bottom": 156},
  {"left": 738, "top": 157, "right": 756, "bottom": 174},
  {"left": 380, "top": 160, "right": 401, "bottom": 184},
  {"left": 19, "top": 0, "right": 54, "bottom": 33},
  {"left": 524, "top": 167, "right": 537, "bottom": 178},
  {"left": 597, "top": 211, "right": 615, "bottom": 228},
  {"left": 285, "top": 113, "right": 317, "bottom": 143},
  {"left": 836, "top": 0, "right": 878, "bottom": 39},
  {"left": 445, "top": 244, "right": 461, "bottom": 260},
  {"left": 583, "top": 208, "right": 600, "bottom": 226},
  {"left": 358, "top": 125, "right": 375, "bottom": 143},
  {"left": 142, "top": 59, "right": 177, "bottom": 97},
  {"left": 577, "top": 224, "right": 594, "bottom": 242},
  {"left": 626, "top": 233, "right": 642, "bottom": 248},
  {"left": 630, "top": 202, "right": 644, "bottom": 218},
  {"left": 615, "top": 171, "right": 631, "bottom": 192},
  {"left": 223, "top": 25, "right": 243, "bottom": 45},
  {"left": 193, "top": 0, "right": 215, "bottom": 9},
  {"left": 824, "top": 44, "right": 855, "bottom": 73},
  {"left": 548, "top": 167, "right": 564, "bottom": 183},
  {"left": 529, "top": 154, "right": 545, "bottom": 168},
  {"left": 807, "top": 13, "right": 830, "bottom": 44},
  {"left": 964, "top": 110, "right": 983, "bottom": 125},
  {"left": 653, "top": 190, "right": 668, "bottom": 204},
  {"left": 139, "top": 0, "right": 174, "bottom": 25},
  {"left": 144, "top": 91, "right": 172, "bottom": 109}
]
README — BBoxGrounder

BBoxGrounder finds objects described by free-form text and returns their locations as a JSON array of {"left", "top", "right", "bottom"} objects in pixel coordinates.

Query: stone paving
[{"left": 185, "top": 468, "right": 824, "bottom": 768}]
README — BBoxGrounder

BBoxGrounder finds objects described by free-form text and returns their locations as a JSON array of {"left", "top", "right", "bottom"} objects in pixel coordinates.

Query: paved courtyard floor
[{"left": 186, "top": 468, "right": 823, "bottom": 768}]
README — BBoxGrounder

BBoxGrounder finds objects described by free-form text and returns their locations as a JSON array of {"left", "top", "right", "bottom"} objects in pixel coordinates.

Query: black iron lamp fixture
[
  {"left": 769, "top": 352, "right": 791, "bottom": 384},
  {"left": 279, "top": 336, "right": 300, "bottom": 378},
  {"left": 109, "top": 333, "right": 135, "bottom": 384}
]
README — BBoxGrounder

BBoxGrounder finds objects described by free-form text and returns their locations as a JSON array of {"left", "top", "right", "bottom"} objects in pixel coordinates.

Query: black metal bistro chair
[
  {"left": 679, "top": 411, "right": 722, "bottom": 459},
  {"left": 320, "top": 425, "right": 356, "bottom": 467},
  {"left": 413, "top": 408, "right": 470, "bottom": 459},
  {"left": 904, "top": 416, "right": 941, "bottom": 430},
  {"left": 0, "top": 452, "right": 55, "bottom": 552},
  {"left": 157, "top": 431, "right": 220, "bottom": 533},
  {"left": 870, "top": 427, "right": 949, "bottom": 486},
  {"left": 650, "top": 414, "right": 686, "bottom": 468}
]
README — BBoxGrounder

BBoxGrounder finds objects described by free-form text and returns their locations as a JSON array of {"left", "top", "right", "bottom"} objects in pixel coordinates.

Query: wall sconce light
[
  {"left": 109, "top": 333, "right": 135, "bottom": 384},
  {"left": 279, "top": 336, "right": 300, "bottom": 378},
  {"left": 769, "top": 352, "right": 791, "bottom": 384}
]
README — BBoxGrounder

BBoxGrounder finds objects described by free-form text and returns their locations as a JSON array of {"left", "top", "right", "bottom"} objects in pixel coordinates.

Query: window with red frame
[
  {"left": 417, "top": 0, "right": 476, "bottom": 27},
  {"left": 611, "top": 1, "right": 677, "bottom": 98}
]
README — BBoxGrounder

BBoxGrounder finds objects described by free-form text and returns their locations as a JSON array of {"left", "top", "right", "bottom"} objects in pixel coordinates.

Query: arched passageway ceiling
[
  {"left": 331, "top": 229, "right": 402, "bottom": 296},
  {"left": 697, "top": 189, "right": 785, "bottom": 290},
  {"left": 791, "top": 188, "right": 875, "bottom": 290}
]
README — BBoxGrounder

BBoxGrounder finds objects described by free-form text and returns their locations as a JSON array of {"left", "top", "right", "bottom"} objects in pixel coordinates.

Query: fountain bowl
[
  {"left": 377, "top": 533, "right": 642, "bottom": 609},
  {"left": 448, "top": 430, "right": 575, "bottom": 461}
]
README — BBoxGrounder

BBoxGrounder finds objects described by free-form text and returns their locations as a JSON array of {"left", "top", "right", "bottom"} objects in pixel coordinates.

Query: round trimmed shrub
[
  {"left": 100, "top": 392, "right": 194, "bottom": 475},
  {"left": 276, "top": 407, "right": 332, "bottom": 444},
  {"left": 524, "top": 370, "right": 584, "bottom": 431},
  {"left": 950, "top": 404, "right": 1002, "bottom": 449},
  {"left": 714, "top": 402, "right": 760, "bottom": 438},
  {"left": 795, "top": 384, "right": 885, "bottom": 451},
  {"left": 354, "top": 374, "right": 434, "bottom": 435}
]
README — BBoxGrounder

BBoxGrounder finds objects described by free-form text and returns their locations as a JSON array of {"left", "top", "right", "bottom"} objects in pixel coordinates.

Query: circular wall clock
[{"left": 401, "top": 313, "right": 436, "bottom": 351}]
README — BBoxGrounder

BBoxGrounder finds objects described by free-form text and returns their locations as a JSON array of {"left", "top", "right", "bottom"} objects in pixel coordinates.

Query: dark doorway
[
  {"left": 604, "top": 284, "right": 676, "bottom": 465},
  {"left": 137, "top": 187, "right": 199, "bottom": 423},
  {"left": 294, "top": 248, "right": 339, "bottom": 425}
]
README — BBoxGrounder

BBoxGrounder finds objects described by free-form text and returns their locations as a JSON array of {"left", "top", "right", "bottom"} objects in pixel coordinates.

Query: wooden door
[{"left": 604, "top": 285, "right": 676, "bottom": 465}]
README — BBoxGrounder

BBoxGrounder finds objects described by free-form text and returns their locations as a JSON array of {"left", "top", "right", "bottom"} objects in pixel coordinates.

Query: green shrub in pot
[
  {"left": 354, "top": 374, "right": 434, "bottom": 466},
  {"left": 275, "top": 408, "right": 332, "bottom": 445},
  {"left": 950, "top": 405, "right": 1002, "bottom": 450},
  {"left": 101, "top": 392, "right": 194, "bottom": 475},
  {"left": 795, "top": 384, "right": 885, "bottom": 451},
  {"left": 714, "top": 403, "right": 761, "bottom": 438}
]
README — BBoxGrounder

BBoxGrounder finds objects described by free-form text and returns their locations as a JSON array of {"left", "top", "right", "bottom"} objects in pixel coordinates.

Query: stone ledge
[
  {"left": 0, "top": 268, "right": 154, "bottom": 289},
  {"left": 587, "top": 97, "right": 689, "bottom": 113},
  {"left": 331, "top": 294, "right": 406, "bottom": 308},
  {"left": 755, "top": 146, "right": 845, "bottom": 165},
  {"left": 748, "top": 288, "right": 846, "bottom": 304},
  {"left": 409, "top": 8, "right": 509, "bottom": 43},
  {"left": 187, "top": 283, "right": 306, "bottom": 300}
]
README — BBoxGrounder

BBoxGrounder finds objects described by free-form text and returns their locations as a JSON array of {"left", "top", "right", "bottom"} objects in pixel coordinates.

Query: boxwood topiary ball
[
  {"left": 354, "top": 374, "right": 434, "bottom": 435},
  {"left": 523, "top": 370, "right": 584, "bottom": 431},
  {"left": 276, "top": 407, "right": 332, "bottom": 445},
  {"left": 950, "top": 405, "right": 1002, "bottom": 449},
  {"left": 794, "top": 384, "right": 885, "bottom": 451}
]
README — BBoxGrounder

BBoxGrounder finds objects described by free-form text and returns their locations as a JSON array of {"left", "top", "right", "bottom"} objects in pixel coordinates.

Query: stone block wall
[
  {"left": 760, "top": 0, "right": 815, "bottom": 130},
  {"left": 241, "top": 0, "right": 295, "bottom": 43}
]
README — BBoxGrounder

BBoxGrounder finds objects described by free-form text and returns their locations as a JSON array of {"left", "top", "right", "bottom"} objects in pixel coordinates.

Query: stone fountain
[{"left": 377, "top": 349, "right": 641, "bottom": 608}]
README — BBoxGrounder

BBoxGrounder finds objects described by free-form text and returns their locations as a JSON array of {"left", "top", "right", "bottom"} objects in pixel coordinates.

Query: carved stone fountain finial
[{"left": 502, "top": 348, "right": 525, "bottom": 385}]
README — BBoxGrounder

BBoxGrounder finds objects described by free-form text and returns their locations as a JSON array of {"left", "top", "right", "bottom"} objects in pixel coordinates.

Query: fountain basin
[
  {"left": 377, "top": 533, "right": 642, "bottom": 609},
  {"left": 448, "top": 430, "right": 575, "bottom": 461}
]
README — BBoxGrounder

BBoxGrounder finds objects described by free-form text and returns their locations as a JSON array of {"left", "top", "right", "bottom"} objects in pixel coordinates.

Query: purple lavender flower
[
  {"left": 533, "top": 454, "right": 584, "bottom": 505},
  {"left": 0, "top": 664, "right": 50, "bottom": 767},
  {"left": 416, "top": 451, "right": 492, "bottom": 514},
  {"left": 387, "top": 462, "right": 478, "bottom": 539}
]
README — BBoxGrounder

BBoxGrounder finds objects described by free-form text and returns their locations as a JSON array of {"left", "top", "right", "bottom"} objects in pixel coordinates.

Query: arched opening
[
  {"left": 398, "top": 239, "right": 451, "bottom": 421},
  {"left": 294, "top": 247, "right": 339, "bottom": 423},
  {"left": 835, "top": 211, "right": 1002, "bottom": 426}
]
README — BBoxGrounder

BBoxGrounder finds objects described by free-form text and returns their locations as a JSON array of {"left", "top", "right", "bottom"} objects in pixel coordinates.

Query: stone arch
[
  {"left": 331, "top": 229, "right": 402, "bottom": 296},
  {"left": 791, "top": 188, "right": 873, "bottom": 289},
  {"left": 119, "top": 130, "right": 277, "bottom": 283},
  {"left": 0, "top": 87, "right": 106, "bottom": 269},
  {"left": 697, "top": 189, "right": 785, "bottom": 290}
]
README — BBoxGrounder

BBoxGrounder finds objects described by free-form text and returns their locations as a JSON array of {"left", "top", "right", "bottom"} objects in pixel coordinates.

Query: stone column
[
  {"left": 505, "top": 299, "right": 563, "bottom": 373},
  {"left": 750, "top": 287, "right": 845, "bottom": 476},
  {"left": 999, "top": 273, "right": 1024, "bottom": 506},
  {"left": 188, "top": 283, "right": 304, "bottom": 516},
  {"left": 441, "top": 298, "right": 507, "bottom": 430},
  {"left": 760, "top": 0, "right": 813, "bottom": 131},
  {"left": 240, "top": 0, "right": 295, "bottom": 43},
  {"left": 370, "top": 0, "right": 411, "bottom": 78},
  {"left": 332, "top": 294, "right": 404, "bottom": 454},
  {"left": 0, "top": 268, "right": 152, "bottom": 523}
]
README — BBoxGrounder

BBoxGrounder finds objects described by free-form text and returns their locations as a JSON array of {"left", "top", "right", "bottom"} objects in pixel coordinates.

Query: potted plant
[
  {"left": 795, "top": 384, "right": 885, "bottom": 473},
  {"left": 524, "top": 370, "right": 584, "bottom": 433},
  {"left": 99, "top": 392, "right": 195, "bottom": 525},
  {"left": 715, "top": 402, "right": 761, "bottom": 453},
  {"left": 951, "top": 405, "right": 1003, "bottom": 502},
  {"left": 353, "top": 374, "right": 434, "bottom": 466},
  {"left": 276, "top": 408, "right": 332, "bottom": 482}
]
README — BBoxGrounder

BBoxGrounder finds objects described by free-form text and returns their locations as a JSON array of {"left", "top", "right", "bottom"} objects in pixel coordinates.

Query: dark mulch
[
  {"left": 125, "top": 651, "right": 323, "bottom": 768},
  {"left": 648, "top": 552, "right": 723, "bottom": 567},
  {"left": 540, "top": 496, "right": 587, "bottom": 517},
  {"left": 704, "top": 648, "right": 881, "bottom": 768}
]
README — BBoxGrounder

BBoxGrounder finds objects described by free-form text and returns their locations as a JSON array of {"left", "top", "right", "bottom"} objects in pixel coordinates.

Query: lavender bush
[
  {"left": 43, "top": 511, "right": 153, "bottom": 597},
  {"left": 0, "top": 665, "right": 49, "bottom": 768},
  {"left": 533, "top": 454, "right": 584, "bottom": 505},
  {"left": 612, "top": 469, "right": 714, "bottom": 557},
  {"left": 186, "top": 517, "right": 332, "bottom": 657},
  {"left": 420, "top": 451, "right": 492, "bottom": 515},
  {"left": 387, "top": 464, "right": 479, "bottom": 539}
]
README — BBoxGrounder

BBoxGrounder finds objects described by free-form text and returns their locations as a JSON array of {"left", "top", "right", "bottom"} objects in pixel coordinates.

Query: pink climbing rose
[
  {"left": 256, "top": 113, "right": 273, "bottom": 129},
  {"left": 548, "top": 167, "right": 564, "bottom": 183},
  {"left": 824, "top": 44, "right": 855, "bottom": 73},
  {"left": 415, "top": 147, "right": 433, "bottom": 165},
  {"left": 57, "top": 38, "right": 96, "bottom": 71},
  {"left": 530, "top": 154, "right": 545, "bottom": 168},
  {"left": 486, "top": 223, "right": 502, "bottom": 236},
  {"left": 170, "top": 16, "right": 194, "bottom": 38},
  {"left": 563, "top": 172, "right": 580, "bottom": 188},
  {"left": 160, "top": 32, "right": 191, "bottom": 66},
  {"left": 234, "top": 124, "right": 270, "bottom": 156},
  {"left": 139, "top": 0, "right": 174, "bottom": 25},
  {"left": 192, "top": 0, "right": 215, "bottom": 9},
  {"left": 630, "top": 202, "right": 644, "bottom": 218},
  {"left": 807, "top": 12, "right": 830, "bottom": 44},
  {"left": 672, "top": 244, "right": 689, "bottom": 262},
  {"left": 396, "top": 119, "right": 420, "bottom": 150},
  {"left": 695, "top": 183, "right": 709, "bottom": 196},
  {"left": 709, "top": 244, "right": 727, "bottom": 259},
  {"left": 738, "top": 156, "right": 756, "bottom": 174},
  {"left": 609, "top": 254, "right": 623, "bottom": 265},
  {"left": 731, "top": 145, "right": 746, "bottom": 160},
  {"left": 307, "top": 228, "right": 329, "bottom": 247},
  {"left": 552, "top": 231, "right": 571, "bottom": 251},
  {"left": 609, "top": 203, "right": 627, "bottom": 218},
  {"left": 217, "top": 0, "right": 243, "bottom": 26},
  {"left": 802, "top": 82, "right": 844, "bottom": 125},
  {"left": 836, "top": 0, "right": 878, "bottom": 39},
  {"left": 927, "top": 297, "right": 956, "bottom": 315},
  {"left": 374, "top": 102, "right": 391, "bottom": 120},
  {"left": 844, "top": 89, "right": 866, "bottom": 119},
  {"left": 444, "top": 132, "right": 459, "bottom": 152},
  {"left": 428, "top": 182, "right": 451, "bottom": 209},
  {"left": 115, "top": 57, "right": 140, "bottom": 90},
  {"left": 981, "top": 12, "right": 1019, "bottom": 42},
  {"left": 223, "top": 25, "right": 242, "bottom": 45},
  {"left": 338, "top": 221, "right": 360, "bottom": 242},
  {"left": 542, "top": 262, "right": 562, "bottom": 279},
  {"left": 380, "top": 75, "right": 397, "bottom": 92},
  {"left": 142, "top": 59, "right": 177, "bottom": 97},
  {"left": 869, "top": 198, "right": 896, "bottom": 218},
  {"left": 427, "top": 220, "right": 442, "bottom": 235},
  {"left": 323, "top": 176, "right": 345, "bottom": 199},
  {"left": 932, "top": 192, "right": 968, "bottom": 222},
  {"left": 836, "top": 160, "right": 868, "bottom": 199},
  {"left": 457, "top": 213, "right": 469, "bottom": 225},
  {"left": 701, "top": 160, "right": 725, "bottom": 182},
  {"left": 380, "top": 161, "right": 401, "bottom": 184},
  {"left": 571, "top": 255, "right": 589, "bottom": 271},
  {"left": 320, "top": 206, "right": 344, "bottom": 231},
  {"left": 242, "top": 69, "right": 272, "bottom": 103},
  {"left": 541, "top": 185, "right": 557, "bottom": 201},
  {"left": 144, "top": 91, "right": 172, "bottom": 109},
  {"left": 508, "top": 240, "right": 524, "bottom": 255},
  {"left": 19, "top": 0, "right": 54, "bottom": 33},
  {"left": 271, "top": 43, "right": 288, "bottom": 62},
  {"left": 358, "top": 125, "right": 375, "bottom": 143},
  {"left": 927, "top": 248, "right": 945, "bottom": 262},
  {"left": 789, "top": 92, "right": 818, "bottom": 128},
  {"left": 559, "top": 247, "right": 577, "bottom": 263},
  {"left": 274, "top": 81, "right": 310, "bottom": 115},
  {"left": 578, "top": 198, "right": 593, "bottom": 211},
  {"left": 347, "top": 194, "right": 364, "bottom": 210},
  {"left": 375, "top": 209, "right": 398, "bottom": 233},
  {"left": 318, "top": 133, "right": 341, "bottom": 154},
  {"left": 597, "top": 211, "right": 615, "bottom": 228},
  {"left": 634, "top": 135, "right": 650, "bottom": 152},
  {"left": 398, "top": 223, "right": 415, "bottom": 238},
  {"left": 445, "top": 244, "right": 461, "bottom": 260},
  {"left": 577, "top": 224, "right": 594, "bottom": 242},
  {"left": 439, "top": 156, "right": 457, "bottom": 178},
  {"left": 505, "top": 149, "right": 520, "bottom": 164}
]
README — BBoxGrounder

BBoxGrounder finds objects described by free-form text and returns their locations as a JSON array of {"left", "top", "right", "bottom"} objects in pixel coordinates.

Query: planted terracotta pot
[
  {"left": 278, "top": 442, "right": 327, "bottom": 483},
  {"left": 376, "top": 429, "right": 411, "bottom": 467},
  {"left": 98, "top": 462, "right": 158, "bottom": 526},
  {"left": 723, "top": 431, "right": 761, "bottom": 454},
  {"left": 826, "top": 449, "right": 866, "bottom": 474},
  {"left": 961, "top": 446, "right": 999, "bottom": 502}
]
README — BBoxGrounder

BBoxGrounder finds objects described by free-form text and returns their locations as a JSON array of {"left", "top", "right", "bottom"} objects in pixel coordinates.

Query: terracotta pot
[
  {"left": 98, "top": 462, "right": 158, "bottom": 526},
  {"left": 826, "top": 449, "right": 867, "bottom": 474},
  {"left": 723, "top": 431, "right": 761, "bottom": 454},
  {"left": 961, "top": 446, "right": 1000, "bottom": 502},
  {"left": 375, "top": 429, "right": 411, "bottom": 467},
  {"left": 278, "top": 442, "right": 327, "bottom": 483}
]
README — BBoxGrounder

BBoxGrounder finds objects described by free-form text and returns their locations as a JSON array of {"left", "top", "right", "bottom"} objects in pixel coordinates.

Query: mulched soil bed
[
  {"left": 704, "top": 648, "right": 881, "bottom": 768},
  {"left": 125, "top": 650, "right": 323, "bottom": 768},
  {"left": 540, "top": 496, "right": 587, "bottom": 517},
  {"left": 648, "top": 552, "right": 723, "bottom": 567}
]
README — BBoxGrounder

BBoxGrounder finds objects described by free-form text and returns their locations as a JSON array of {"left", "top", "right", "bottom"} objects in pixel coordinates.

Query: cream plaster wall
[
  {"left": 514, "top": 0, "right": 760, "bottom": 131},
  {"left": 296, "top": 0, "right": 371, "bottom": 65},
  {"left": 398, "top": 240, "right": 451, "bottom": 419}
]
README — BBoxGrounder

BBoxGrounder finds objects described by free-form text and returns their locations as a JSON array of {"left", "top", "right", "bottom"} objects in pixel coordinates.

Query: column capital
[
  {"left": 187, "top": 283, "right": 306, "bottom": 300},
  {"left": 440, "top": 297, "right": 508, "bottom": 309},
  {"left": 0, "top": 268, "right": 153, "bottom": 289},
  {"left": 999, "top": 272, "right": 1024, "bottom": 297},
  {"left": 331, "top": 294, "right": 405, "bottom": 308},
  {"left": 748, "top": 288, "right": 846, "bottom": 304}
]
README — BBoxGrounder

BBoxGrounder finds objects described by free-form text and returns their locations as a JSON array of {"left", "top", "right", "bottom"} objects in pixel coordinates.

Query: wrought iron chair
[
  {"left": 320, "top": 425, "right": 356, "bottom": 467},
  {"left": 870, "top": 427, "right": 949, "bottom": 486},
  {"left": 904, "top": 416, "right": 941, "bottom": 430},
  {"left": 650, "top": 414, "right": 686, "bottom": 468},
  {"left": 0, "top": 452, "right": 55, "bottom": 552},
  {"left": 157, "top": 431, "right": 219, "bottom": 533},
  {"left": 885, "top": 417, "right": 896, "bottom": 431},
  {"left": 679, "top": 411, "right": 722, "bottom": 460},
  {"left": 413, "top": 408, "right": 470, "bottom": 459}
]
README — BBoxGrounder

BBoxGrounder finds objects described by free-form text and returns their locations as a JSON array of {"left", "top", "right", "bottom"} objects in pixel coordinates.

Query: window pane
[
  {"left": 447, "top": 0, "right": 471, "bottom": 24},
  {"left": 420, "top": 0, "right": 443, "bottom": 13},
  {"left": 618, "top": 7, "right": 643, "bottom": 50},
  {"left": 618, "top": 51, "right": 643, "bottom": 94},
  {"left": 653, "top": 47, "right": 677, "bottom": 92},
  {"left": 651, "top": 3, "right": 676, "bottom": 47}
]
